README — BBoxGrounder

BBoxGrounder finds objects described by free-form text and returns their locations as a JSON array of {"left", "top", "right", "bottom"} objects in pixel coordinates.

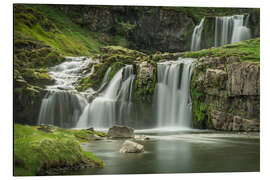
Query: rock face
[
  {"left": 107, "top": 126, "right": 135, "bottom": 138},
  {"left": 191, "top": 56, "right": 260, "bottom": 131},
  {"left": 120, "top": 140, "right": 144, "bottom": 153}
]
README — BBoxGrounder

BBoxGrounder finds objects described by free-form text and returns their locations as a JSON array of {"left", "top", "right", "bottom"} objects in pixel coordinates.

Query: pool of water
[{"left": 64, "top": 130, "right": 260, "bottom": 175}]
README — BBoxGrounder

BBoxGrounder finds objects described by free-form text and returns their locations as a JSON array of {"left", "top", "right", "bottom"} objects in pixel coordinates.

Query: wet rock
[
  {"left": 135, "top": 135, "right": 150, "bottom": 141},
  {"left": 87, "top": 134, "right": 104, "bottom": 141},
  {"left": 37, "top": 124, "right": 57, "bottom": 133},
  {"left": 107, "top": 126, "right": 134, "bottom": 139},
  {"left": 120, "top": 140, "right": 144, "bottom": 153}
]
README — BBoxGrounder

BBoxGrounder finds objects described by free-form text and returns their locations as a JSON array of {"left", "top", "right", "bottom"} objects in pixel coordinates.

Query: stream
[{"left": 64, "top": 130, "right": 259, "bottom": 175}]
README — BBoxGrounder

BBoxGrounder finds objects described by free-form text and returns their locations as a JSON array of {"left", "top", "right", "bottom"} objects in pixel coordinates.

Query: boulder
[
  {"left": 120, "top": 140, "right": 144, "bottom": 153},
  {"left": 107, "top": 126, "right": 134, "bottom": 138}
]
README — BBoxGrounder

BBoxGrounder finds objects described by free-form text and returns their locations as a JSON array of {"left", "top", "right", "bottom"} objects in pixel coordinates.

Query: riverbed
[{"left": 64, "top": 130, "right": 259, "bottom": 175}]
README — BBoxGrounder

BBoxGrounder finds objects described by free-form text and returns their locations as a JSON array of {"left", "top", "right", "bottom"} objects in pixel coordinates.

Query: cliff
[{"left": 189, "top": 38, "right": 260, "bottom": 131}]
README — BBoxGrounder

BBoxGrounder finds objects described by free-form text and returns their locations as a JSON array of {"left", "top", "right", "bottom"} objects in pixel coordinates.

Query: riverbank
[{"left": 14, "top": 124, "right": 104, "bottom": 176}]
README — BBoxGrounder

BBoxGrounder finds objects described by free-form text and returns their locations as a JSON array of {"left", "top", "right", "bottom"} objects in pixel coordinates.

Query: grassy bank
[
  {"left": 184, "top": 38, "right": 260, "bottom": 62},
  {"left": 14, "top": 124, "right": 104, "bottom": 176},
  {"left": 14, "top": 4, "right": 106, "bottom": 56}
]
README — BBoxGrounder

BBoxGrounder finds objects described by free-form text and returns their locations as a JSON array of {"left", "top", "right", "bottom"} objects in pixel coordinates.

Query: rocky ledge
[{"left": 191, "top": 56, "right": 260, "bottom": 131}]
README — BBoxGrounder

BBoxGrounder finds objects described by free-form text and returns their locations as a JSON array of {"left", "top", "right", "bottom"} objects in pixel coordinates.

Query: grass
[
  {"left": 184, "top": 38, "right": 260, "bottom": 62},
  {"left": 14, "top": 124, "right": 104, "bottom": 176},
  {"left": 14, "top": 4, "right": 107, "bottom": 56}
]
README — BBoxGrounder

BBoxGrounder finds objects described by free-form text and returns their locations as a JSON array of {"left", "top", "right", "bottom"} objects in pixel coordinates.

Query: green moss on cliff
[
  {"left": 185, "top": 38, "right": 260, "bottom": 62},
  {"left": 190, "top": 69, "right": 208, "bottom": 128},
  {"left": 14, "top": 124, "right": 104, "bottom": 176},
  {"left": 77, "top": 46, "right": 145, "bottom": 91},
  {"left": 14, "top": 4, "right": 105, "bottom": 56}
]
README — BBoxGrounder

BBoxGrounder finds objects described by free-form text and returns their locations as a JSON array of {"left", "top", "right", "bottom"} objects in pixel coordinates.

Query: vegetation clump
[{"left": 14, "top": 124, "right": 105, "bottom": 176}]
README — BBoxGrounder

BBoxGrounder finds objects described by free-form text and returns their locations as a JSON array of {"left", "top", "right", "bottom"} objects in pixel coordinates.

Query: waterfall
[
  {"left": 37, "top": 57, "right": 92, "bottom": 128},
  {"left": 190, "top": 18, "right": 205, "bottom": 51},
  {"left": 38, "top": 91, "right": 87, "bottom": 128},
  {"left": 154, "top": 58, "right": 196, "bottom": 129},
  {"left": 76, "top": 65, "right": 135, "bottom": 129},
  {"left": 215, "top": 15, "right": 251, "bottom": 47}
]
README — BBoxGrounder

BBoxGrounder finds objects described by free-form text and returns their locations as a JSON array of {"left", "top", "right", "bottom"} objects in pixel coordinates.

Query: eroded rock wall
[{"left": 191, "top": 56, "right": 260, "bottom": 131}]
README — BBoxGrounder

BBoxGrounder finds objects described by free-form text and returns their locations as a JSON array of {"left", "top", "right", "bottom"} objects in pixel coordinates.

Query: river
[{"left": 64, "top": 130, "right": 259, "bottom": 175}]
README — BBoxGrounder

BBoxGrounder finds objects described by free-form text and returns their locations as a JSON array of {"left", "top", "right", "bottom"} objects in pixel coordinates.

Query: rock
[
  {"left": 107, "top": 126, "right": 134, "bottom": 139},
  {"left": 135, "top": 135, "right": 150, "bottom": 141},
  {"left": 233, "top": 116, "right": 243, "bottom": 131},
  {"left": 86, "top": 127, "right": 94, "bottom": 131},
  {"left": 205, "top": 68, "right": 227, "bottom": 90},
  {"left": 227, "top": 62, "right": 260, "bottom": 96},
  {"left": 37, "top": 124, "right": 57, "bottom": 133},
  {"left": 120, "top": 140, "right": 144, "bottom": 153},
  {"left": 191, "top": 56, "right": 260, "bottom": 132},
  {"left": 242, "top": 118, "right": 260, "bottom": 132},
  {"left": 87, "top": 134, "right": 104, "bottom": 141}
]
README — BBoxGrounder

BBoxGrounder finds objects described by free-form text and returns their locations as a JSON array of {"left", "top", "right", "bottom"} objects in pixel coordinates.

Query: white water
[
  {"left": 215, "top": 15, "right": 251, "bottom": 47},
  {"left": 76, "top": 65, "right": 135, "bottom": 129},
  {"left": 38, "top": 57, "right": 93, "bottom": 128},
  {"left": 154, "top": 58, "right": 196, "bottom": 129},
  {"left": 191, "top": 18, "right": 205, "bottom": 51}
]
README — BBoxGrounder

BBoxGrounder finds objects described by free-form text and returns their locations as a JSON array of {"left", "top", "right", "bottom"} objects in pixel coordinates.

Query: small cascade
[
  {"left": 190, "top": 18, "right": 205, "bottom": 51},
  {"left": 37, "top": 57, "right": 92, "bottom": 128},
  {"left": 154, "top": 58, "right": 196, "bottom": 129},
  {"left": 215, "top": 15, "right": 251, "bottom": 47},
  {"left": 38, "top": 91, "right": 87, "bottom": 128},
  {"left": 76, "top": 65, "right": 135, "bottom": 129}
]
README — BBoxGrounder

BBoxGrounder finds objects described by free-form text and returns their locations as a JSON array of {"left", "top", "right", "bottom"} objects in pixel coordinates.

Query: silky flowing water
[{"left": 64, "top": 131, "right": 259, "bottom": 175}]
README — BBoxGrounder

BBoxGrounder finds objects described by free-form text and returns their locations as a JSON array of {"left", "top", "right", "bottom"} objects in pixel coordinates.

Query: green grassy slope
[
  {"left": 14, "top": 4, "right": 109, "bottom": 56},
  {"left": 14, "top": 124, "right": 104, "bottom": 176},
  {"left": 184, "top": 38, "right": 260, "bottom": 62}
]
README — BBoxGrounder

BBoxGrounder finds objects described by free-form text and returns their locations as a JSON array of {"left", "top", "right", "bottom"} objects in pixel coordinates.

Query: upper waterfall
[
  {"left": 191, "top": 18, "right": 205, "bottom": 51},
  {"left": 153, "top": 58, "right": 196, "bottom": 129},
  {"left": 215, "top": 15, "right": 251, "bottom": 47}
]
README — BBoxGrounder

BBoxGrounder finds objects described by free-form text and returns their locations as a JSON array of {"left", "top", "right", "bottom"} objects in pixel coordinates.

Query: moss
[
  {"left": 77, "top": 47, "right": 144, "bottom": 91},
  {"left": 101, "top": 46, "right": 146, "bottom": 58},
  {"left": 190, "top": 68, "right": 209, "bottom": 129},
  {"left": 134, "top": 62, "right": 157, "bottom": 103},
  {"left": 185, "top": 38, "right": 260, "bottom": 62},
  {"left": 108, "top": 62, "right": 126, "bottom": 81},
  {"left": 14, "top": 124, "right": 104, "bottom": 176}
]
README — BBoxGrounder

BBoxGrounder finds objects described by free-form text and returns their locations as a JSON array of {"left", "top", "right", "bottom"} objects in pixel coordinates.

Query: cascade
[
  {"left": 190, "top": 18, "right": 205, "bottom": 51},
  {"left": 38, "top": 57, "right": 92, "bottom": 128},
  {"left": 76, "top": 65, "right": 135, "bottom": 129},
  {"left": 215, "top": 15, "right": 251, "bottom": 47},
  {"left": 154, "top": 58, "right": 196, "bottom": 129}
]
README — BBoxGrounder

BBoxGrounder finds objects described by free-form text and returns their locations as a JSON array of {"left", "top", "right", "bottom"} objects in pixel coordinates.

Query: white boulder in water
[{"left": 120, "top": 140, "right": 144, "bottom": 153}]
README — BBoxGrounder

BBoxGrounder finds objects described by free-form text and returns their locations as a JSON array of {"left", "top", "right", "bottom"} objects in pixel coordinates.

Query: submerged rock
[
  {"left": 135, "top": 135, "right": 150, "bottom": 141},
  {"left": 87, "top": 134, "right": 104, "bottom": 141},
  {"left": 120, "top": 140, "right": 144, "bottom": 153},
  {"left": 107, "top": 126, "right": 134, "bottom": 138}
]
